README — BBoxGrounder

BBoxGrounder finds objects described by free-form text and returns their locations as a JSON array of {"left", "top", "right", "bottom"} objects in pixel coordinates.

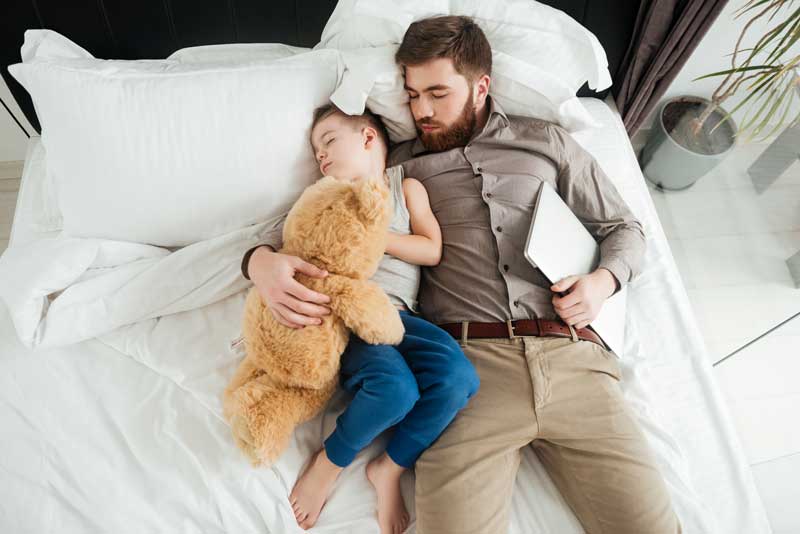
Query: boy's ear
[{"left": 362, "top": 126, "right": 377, "bottom": 150}]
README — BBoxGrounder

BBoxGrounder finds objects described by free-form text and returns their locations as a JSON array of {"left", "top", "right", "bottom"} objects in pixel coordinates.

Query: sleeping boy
[{"left": 285, "top": 103, "right": 480, "bottom": 533}]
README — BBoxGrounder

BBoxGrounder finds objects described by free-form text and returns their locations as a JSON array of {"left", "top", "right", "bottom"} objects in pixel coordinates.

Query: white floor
[
  {"left": 637, "top": 131, "right": 800, "bottom": 534},
  {"left": 1, "top": 140, "right": 799, "bottom": 532}
]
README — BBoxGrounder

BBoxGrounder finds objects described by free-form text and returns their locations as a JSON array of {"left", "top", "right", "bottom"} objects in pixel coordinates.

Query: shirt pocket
[{"left": 490, "top": 173, "right": 543, "bottom": 208}]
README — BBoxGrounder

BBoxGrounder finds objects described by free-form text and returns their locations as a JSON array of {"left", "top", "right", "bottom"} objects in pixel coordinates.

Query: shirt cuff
[
  {"left": 597, "top": 256, "right": 630, "bottom": 294},
  {"left": 241, "top": 244, "right": 273, "bottom": 280}
]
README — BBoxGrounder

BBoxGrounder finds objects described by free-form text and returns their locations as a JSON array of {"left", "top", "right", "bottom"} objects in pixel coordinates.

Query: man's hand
[
  {"left": 248, "top": 246, "right": 331, "bottom": 329},
  {"left": 550, "top": 268, "right": 618, "bottom": 329}
]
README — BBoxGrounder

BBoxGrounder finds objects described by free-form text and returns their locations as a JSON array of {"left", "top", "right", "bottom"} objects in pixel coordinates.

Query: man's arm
[
  {"left": 241, "top": 214, "right": 285, "bottom": 280},
  {"left": 242, "top": 212, "right": 331, "bottom": 329},
  {"left": 547, "top": 123, "right": 646, "bottom": 329},
  {"left": 550, "top": 123, "right": 646, "bottom": 290}
]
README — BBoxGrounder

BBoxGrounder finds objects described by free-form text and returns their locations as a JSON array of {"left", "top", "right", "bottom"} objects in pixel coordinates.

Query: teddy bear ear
[{"left": 354, "top": 178, "right": 389, "bottom": 222}]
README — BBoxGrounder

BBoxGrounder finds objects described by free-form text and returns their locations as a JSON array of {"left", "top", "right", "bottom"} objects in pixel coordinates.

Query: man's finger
[
  {"left": 283, "top": 294, "right": 331, "bottom": 318},
  {"left": 294, "top": 259, "right": 329, "bottom": 279},
  {"left": 575, "top": 320, "right": 591, "bottom": 329},
  {"left": 558, "top": 304, "right": 585, "bottom": 321},
  {"left": 551, "top": 275, "right": 580, "bottom": 293},
  {"left": 276, "top": 302, "right": 322, "bottom": 327},
  {"left": 553, "top": 290, "right": 580, "bottom": 311},
  {"left": 271, "top": 305, "right": 302, "bottom": 329},
  {"left": 287, "top": 278, "right": 331, "bottom": 305},
  {"left": 565, "top": 313, "right": 589, "bottom": 327}
]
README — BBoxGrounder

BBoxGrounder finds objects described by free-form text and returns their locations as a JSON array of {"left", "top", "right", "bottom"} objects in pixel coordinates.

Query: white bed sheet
[{"left": 0, "top": 98, "right": 772, "bottom": 534}]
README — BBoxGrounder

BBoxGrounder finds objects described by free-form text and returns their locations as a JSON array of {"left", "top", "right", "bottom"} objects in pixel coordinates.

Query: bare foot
[
  {"left": 289, "top": 448, "right": 343, "bottom": 530},
  {"left": 366, "top": 452, "right": 410, "bottom": 534}
]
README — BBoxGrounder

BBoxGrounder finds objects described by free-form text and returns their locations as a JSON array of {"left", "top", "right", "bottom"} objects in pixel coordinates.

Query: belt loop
[
  {"left": 567, "top": 323, "right": 579, "bottom": 342},
  {"left": 461, "top": 321, "right": 469, "bottom": 345},
  {"left": 506, "top": 320, "right": 517, "bottom": 339}
]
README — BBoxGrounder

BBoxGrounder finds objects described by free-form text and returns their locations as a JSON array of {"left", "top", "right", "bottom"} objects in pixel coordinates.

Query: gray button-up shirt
[
  {"left": 386, "top": 97, "right": 645, "bottom": 324},
  {"left": 242, "top": 97, "right": 644, "bottom": 325}
]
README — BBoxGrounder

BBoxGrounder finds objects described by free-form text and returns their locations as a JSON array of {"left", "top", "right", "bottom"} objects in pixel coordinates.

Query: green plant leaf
[
  {"left": 693, "top": 65, "right": 774, "bottom": 81},
  {"left": 759, "top": 82, "right": 797, "bottom": 140},
  {"left": 749, "top": 77, "right": 794, "bottom": 138}
]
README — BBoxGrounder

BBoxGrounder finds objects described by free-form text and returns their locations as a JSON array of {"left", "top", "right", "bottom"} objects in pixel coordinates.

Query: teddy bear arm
[{"left": 324, "top": 275, "right": 405, "bottom": 345}]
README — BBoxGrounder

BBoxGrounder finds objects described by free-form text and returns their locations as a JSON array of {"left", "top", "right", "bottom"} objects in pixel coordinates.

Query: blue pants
[{"left": 324, "top": 311, "right": 480, "bottom": 468}]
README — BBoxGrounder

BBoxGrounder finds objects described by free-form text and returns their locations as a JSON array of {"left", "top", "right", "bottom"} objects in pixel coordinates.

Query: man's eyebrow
[{"left": 403, "top": 84, "right": 451, "bottom": 92}]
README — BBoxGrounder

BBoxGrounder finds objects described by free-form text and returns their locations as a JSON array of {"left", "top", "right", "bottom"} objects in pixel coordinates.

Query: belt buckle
[{"left": 506, "top": 320, "right": 517, "bottom": 339}]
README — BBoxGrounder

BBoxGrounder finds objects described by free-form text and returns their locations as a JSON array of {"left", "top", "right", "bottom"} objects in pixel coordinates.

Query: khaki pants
[{"left": 414, "top": 336, "right": 681, "bottom": 534}]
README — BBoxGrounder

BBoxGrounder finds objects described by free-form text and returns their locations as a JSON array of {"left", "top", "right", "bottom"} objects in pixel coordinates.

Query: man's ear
[{"left": 474, "top": 74, "right": 491, "bottom": 108}]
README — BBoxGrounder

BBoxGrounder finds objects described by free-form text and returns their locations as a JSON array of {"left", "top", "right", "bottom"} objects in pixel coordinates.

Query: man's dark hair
[
  {"left": 311, "top": 102, "right": 390, "bottom": 156},
  {"left": 395, "top": 15, "right": 492, "bottom": 82}
]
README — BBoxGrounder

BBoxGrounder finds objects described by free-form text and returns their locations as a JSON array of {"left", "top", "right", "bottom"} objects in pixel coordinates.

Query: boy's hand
[
  {"left": 550, "top": 268, "right": 618, "bottom": 329},
  {"left": 249, "top": 247, "right": 331, "bottom": 329}
]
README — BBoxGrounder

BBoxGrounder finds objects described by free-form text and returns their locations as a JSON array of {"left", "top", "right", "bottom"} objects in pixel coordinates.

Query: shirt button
[
  {"left": 485, "top": 192, "right": 493, "bottom": 198},
  {"left": 513, "top": 300, "right": 520, "bottom": 307},
  {"left": 503, "top": 264, "right": 509, "bottom": 272},
  {"left": 476, "top": 166, "right": 483, "bottom": 173},
  {"left": 496, "top": 226, "right": 503, "bottom": 233}
]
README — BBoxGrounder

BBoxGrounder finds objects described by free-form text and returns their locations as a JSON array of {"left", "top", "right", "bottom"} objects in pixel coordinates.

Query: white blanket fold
[{"left": 0, "top": 217, "right": 278, "bottom": 349}]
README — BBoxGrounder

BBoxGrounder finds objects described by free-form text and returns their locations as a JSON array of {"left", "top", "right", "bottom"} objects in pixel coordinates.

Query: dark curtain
[{"left": 615, "top": 0, "right": 730, "bottom": 136}]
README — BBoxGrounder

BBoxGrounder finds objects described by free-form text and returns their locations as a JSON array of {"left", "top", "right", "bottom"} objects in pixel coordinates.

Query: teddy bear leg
[{"left": 225, "top": 380, "right": 338, "bottom": 466}]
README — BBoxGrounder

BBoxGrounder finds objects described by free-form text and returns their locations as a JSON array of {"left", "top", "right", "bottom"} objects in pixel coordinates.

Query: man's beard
[{"left": 416, "top": 89, "right": 477, "bottom": 153}]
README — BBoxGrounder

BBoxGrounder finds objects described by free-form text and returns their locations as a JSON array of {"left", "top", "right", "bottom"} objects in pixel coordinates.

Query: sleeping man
[{"left": 242, "top": 14, "right": 681, "bottom": 534}]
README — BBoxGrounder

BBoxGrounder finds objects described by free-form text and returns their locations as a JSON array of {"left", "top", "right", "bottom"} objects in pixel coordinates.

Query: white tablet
[{"left": 524, "top": 182, "right": 627, "bottom": 355}]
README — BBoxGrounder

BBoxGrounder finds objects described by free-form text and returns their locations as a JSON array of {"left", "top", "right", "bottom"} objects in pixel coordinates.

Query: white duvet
[{"left": 0, "top": 99, "right": 771, "bottom": 533}]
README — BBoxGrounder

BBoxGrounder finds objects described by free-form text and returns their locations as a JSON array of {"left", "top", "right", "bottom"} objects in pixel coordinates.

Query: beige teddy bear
[{"left": 223, "top": 176, "right": 405, "bottom": 466}]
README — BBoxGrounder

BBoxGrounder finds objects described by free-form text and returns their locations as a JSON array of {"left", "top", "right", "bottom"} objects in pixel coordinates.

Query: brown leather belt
[{"left": 439, "top": 319, "right": 607, "bottom": 350}]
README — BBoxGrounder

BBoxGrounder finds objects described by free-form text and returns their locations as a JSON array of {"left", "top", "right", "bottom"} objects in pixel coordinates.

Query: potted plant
[{"left": 641, "top": 0, "right": 800, "bottom": 191}]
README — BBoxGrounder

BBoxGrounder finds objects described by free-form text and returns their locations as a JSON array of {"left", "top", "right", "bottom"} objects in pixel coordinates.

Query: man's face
[{"left": 403, "top": 58, "right": 478, "bottom": 152}]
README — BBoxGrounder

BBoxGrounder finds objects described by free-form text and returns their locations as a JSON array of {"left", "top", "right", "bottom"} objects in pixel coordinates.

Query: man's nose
[{"left": 413, "top": 98, "right": 434, "bottom": 120}]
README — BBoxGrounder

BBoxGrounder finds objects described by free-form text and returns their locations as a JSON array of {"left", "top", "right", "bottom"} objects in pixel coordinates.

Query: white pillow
[
  {"left": 167, "top": 43, "right": 309, "bottom": 63},
  {"left": 319, "top": 0, "right": 612, "bottom": 134},
  {"left": 23, "top": 139, "right": 62, "bottom": 233},
  {"left": 8, "top": 30, "right": 342, "bottom": 247}
]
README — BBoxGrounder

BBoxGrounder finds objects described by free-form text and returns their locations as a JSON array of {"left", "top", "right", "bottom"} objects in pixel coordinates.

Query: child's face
[{"left": 310, "top": 113, "right": 373, "bottom": 182}]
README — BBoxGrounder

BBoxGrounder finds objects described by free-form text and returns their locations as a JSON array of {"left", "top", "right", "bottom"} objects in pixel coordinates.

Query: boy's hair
[
  {"left": 311, "top": 103, "right": 390, "bottom": 157},
  {"left": 395, "top": 15, "right": 492, "bottom": 83}
]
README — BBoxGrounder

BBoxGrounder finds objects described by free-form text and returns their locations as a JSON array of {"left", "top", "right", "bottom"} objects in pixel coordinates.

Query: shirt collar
[{"left": 410, "top": 95, "right": 510, "bottom": 156}]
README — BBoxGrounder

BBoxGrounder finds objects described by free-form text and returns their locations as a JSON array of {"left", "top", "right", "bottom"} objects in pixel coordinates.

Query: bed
[
  {"left": 0, "top": 95, "right": 770, "bottom": 533},
  {"left": 0, "top": 1, "right": 773, "bottom": 533}
]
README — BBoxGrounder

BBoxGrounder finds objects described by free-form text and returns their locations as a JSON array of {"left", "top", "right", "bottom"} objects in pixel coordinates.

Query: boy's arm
[{"left": 385, "top": 178, "right": 442, "bottom": 266}]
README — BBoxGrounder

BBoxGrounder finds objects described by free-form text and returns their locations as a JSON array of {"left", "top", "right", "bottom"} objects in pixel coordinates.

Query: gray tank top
[{"left": 372, "top": 165, "right": 420, "bottom": 312}]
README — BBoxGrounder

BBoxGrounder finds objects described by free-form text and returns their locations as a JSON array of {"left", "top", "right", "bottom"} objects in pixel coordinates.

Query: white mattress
[{"left": 0, "top": 99, "right": 772, "bottom": 534}]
